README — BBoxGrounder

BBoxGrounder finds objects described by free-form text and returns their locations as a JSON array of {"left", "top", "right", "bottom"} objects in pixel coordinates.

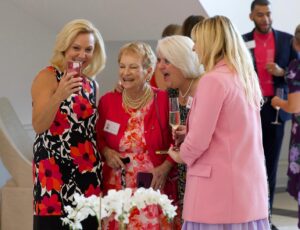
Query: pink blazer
[{"left": 180, "top": 61, "right": 268, "bottom": 224}]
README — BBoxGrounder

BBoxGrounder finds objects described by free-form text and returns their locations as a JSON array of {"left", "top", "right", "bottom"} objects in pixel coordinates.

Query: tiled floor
[{"left": 272, "top": 191, "right": 298, "bottom": 230}]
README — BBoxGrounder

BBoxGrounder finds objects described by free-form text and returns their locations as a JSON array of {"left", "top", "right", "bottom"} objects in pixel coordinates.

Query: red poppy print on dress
[
  {"left": 37, "top": 194, "right": 62, "bottom": 215},
  {"left": 46, "top": 66, "right": 57, "bottom": 73},
  {"left": 84, "top": 184, "right": 101, "bottom": 197},
  {"left": 38, "top": 157, "right": 63, "bottom": 192},
  {"left": 72, "top": 95, "right": 94, "bottom": 119},
  {"left": 82, "top": 78, "right": 92, "bottom": 93},
  {"left": 70, "top": 140, "right": 97, "bottom": 173},
  {"left": 49, "top": 111, "right": 70, "bottom": 136}
]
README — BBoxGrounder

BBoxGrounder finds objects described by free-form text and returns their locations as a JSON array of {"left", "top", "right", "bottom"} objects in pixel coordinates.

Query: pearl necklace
[
  {"left": 179, "top": 79, "right": 194, "bottom": 99},
  {"left": 122, "top": 85, "right": 153, "bottom": 112}
]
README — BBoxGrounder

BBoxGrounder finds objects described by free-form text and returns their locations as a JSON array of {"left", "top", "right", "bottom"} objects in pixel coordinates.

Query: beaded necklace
[{"left": 122, "top": 85, "right": 153, "bottom": 113}]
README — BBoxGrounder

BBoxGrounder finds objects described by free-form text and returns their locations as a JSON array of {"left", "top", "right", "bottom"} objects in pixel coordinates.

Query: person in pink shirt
[{"left": 168, "top": 16, "right": 270, "bottom": 230}]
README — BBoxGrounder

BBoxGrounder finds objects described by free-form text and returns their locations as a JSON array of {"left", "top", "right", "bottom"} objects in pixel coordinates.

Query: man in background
[{"left": 243, "top": 0, "right": 297, "bottom": 229}]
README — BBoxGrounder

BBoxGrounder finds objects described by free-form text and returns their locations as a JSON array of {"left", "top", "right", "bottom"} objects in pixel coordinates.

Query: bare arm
[
  {"left": 31, "top": 69, "right": 82, "bottom": 134},
  {"left": 271, "top": 92, "right": 300, "bottom": 113}
]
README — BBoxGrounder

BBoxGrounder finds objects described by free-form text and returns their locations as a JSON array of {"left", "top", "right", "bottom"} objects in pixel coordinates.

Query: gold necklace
[
  {"left": 179, "top": 79, "right": 194, "bottom": 99},
  {"left": 122, "top": 85, "right": 153, "bottom": 112}
]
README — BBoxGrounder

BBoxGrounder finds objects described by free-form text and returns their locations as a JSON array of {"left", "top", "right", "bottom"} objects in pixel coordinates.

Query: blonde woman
[
  {"left": 168, "top": 16, "right": 270, "bottom": 229},
  {"left": 31, "top": 19, "right": 106, "bottom": 230}
]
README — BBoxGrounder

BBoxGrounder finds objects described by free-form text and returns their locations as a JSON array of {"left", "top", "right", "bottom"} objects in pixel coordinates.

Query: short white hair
[{"left": 156, "top": 35, "right": 203, "bottom": 79}]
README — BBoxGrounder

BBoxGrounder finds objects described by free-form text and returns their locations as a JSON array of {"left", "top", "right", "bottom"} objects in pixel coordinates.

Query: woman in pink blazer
[{"left": 168, "top": 16, "right": 270, "bottom": 230}]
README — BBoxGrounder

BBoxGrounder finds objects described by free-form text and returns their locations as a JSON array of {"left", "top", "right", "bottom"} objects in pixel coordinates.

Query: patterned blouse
[
  {"left": 102, "top": 100, "right": 174, "bottom": 229},
  {"left": 33, "top": 66, "right": 102, "bottom": 216},
  {"left": 286, "top": 60, "right": 300, "bottom": 215}
]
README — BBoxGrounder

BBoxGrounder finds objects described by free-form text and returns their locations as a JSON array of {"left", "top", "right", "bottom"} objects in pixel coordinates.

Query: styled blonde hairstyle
[
  {"left": 192, "top": 15, "right": 262, "bottom": 108},
  {"left": 156, "top": 35, "right": 203, "bottom": 79},
  {"left": 118, "top": 41, "right": 156, "bottom": 76},
  {"left": 50, "top": 19, "right": 106, "bottom": 77}
]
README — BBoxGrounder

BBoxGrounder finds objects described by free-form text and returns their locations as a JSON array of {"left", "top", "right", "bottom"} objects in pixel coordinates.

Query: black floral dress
[
  {"left": 33, "top": 66, "right": 102, "bottom": 229},
  {"left": 285, "top": 59, "right": 300, "bottom": 228}
]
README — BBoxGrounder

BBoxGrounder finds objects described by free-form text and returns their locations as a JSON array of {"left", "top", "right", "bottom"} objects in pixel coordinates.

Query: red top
[
  {"left": 96, "top": 88, "right": 174, "bottom": 167},
  {"left": 150, "top": 74, "right": 158, "bottom": 88},
  {"left": 254, "top": 31, "right": 275, "bottom": 96}
]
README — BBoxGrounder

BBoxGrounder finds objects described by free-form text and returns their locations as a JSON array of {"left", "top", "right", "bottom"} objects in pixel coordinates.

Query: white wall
[
  {"left": 0, "top": 1, "right": 54, "bottom": 125},
  {"left": 0, "top": 0, "right": 53, "bottom": 186}
]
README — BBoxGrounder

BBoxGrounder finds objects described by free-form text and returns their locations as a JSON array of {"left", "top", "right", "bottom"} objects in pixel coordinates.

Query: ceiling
[{"left": 8, "top": 0, "right": 208, "bottom": 41}]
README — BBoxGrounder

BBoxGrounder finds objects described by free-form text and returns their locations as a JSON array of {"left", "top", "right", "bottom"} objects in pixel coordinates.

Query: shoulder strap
[{"left": 91, "top": 80, "right": 97, "bottom": 107}]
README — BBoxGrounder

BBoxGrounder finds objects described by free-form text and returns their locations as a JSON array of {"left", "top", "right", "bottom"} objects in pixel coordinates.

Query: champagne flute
[
  {"left": 169, "top": 97, "right": 180, "bottom": 130},
  {"left": 271, "top": 88, "right": 284, "bottom": 125},
  {"left": 169, "top": 97, "right": 180, "bottom": 148}
]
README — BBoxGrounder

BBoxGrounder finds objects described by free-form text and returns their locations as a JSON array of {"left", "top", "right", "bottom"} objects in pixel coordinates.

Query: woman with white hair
[
  {"left": 168, "top": 16, "right": 269, "bottom": 229},
  {"left": 156, "top": 35, "right": 203, "bottom": 225}
]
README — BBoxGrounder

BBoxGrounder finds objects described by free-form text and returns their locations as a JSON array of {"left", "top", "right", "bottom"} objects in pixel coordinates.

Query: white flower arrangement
[{"left": 62, "top": 187, "right": 177, "bottom": 230}]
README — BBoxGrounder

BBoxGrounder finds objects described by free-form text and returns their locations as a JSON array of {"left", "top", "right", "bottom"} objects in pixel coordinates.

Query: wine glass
[
  {"left": 169, "top": 97, "right": 180, "bottom": 130},
  {"left": 169, "top": 97, "right": 180, "bottom": 149},
  {"left": 271, "top": 88, "right": 284, "bottom": 125}
]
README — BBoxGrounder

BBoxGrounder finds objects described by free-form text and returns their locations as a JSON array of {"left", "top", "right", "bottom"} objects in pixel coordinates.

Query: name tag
[
  {"left": 245, "top": 40, "right": 256, "bottom": 49},
  {"left": 104, "top": 120, "right": 120, "bottom": 135},
  {"left": 186, "top": 96, "right": 193, "bottom": 109}
]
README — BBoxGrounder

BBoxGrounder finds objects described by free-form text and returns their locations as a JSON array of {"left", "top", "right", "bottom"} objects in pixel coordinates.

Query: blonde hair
[
  {"left": 157, "top": 35, "right": 203, "bottom": 79},
  {"left": 50, "top": 19, "right": 106, "bottom": 77},
  {"left": 192, "top": 15, "right": 262, "bottom": 108},
  {"left": 118, "top": 42, "right": 156, "bottom": 76}
]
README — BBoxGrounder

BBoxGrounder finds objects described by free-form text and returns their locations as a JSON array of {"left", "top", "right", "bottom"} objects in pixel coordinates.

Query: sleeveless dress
[
  {"left": 33, "top": 66, "right": 102, "bottom": 230},
  {"left": 285, "top": 59, "right": 300, "bottom": 228}
]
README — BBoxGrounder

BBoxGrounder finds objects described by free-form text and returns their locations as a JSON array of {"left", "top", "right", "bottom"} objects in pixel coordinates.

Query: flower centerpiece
[{"left": 62, "top": 187, "right": 177, "bottom": 230}]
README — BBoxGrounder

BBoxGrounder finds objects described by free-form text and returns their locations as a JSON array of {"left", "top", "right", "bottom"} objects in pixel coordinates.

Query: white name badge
[
  {"left": 104, "top": 120, "right": 120, "bottom": 135},
  {"left": 245, "top": 40, "right": 256, "bottom": 49},
  {"left": 186, "top": 96, "right": 193, "bottom": 109}
]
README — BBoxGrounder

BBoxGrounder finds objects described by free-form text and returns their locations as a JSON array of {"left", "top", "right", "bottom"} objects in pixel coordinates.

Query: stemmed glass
[
  {"left": 169, "top": 97, "right": 180, "bottom": 149},
  {"left": 169, "top": 97, "right": 180, "bottom": 130},
  {"left": 271, "top": 88, "right": 284, "bottom": 125}
]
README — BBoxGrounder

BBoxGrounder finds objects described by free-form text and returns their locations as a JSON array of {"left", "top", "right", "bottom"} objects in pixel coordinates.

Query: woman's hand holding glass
[
  {"left": 172, "top": 125, "right": 186, "bottom": 147},
  {"left": 54, "top": 71, "right": 82, "bottom": 101}
]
